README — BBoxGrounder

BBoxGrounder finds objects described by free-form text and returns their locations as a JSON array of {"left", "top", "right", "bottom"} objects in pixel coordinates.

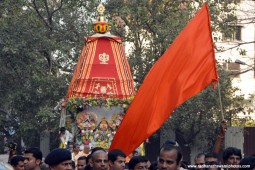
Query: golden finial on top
[
  {"left": 93, "top": 3, "right": 110, "bottom": 34},
  {"left": 97, "top": 4, "right": 105, "bottom": 22}
]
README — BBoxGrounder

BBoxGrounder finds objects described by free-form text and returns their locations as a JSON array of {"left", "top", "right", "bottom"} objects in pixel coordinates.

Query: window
[
  {"left": 222, "top": 26, "right": 242, "bottom": 41},
  {"left": 223, "top": 62, "right": 241, "bottom": 78}
]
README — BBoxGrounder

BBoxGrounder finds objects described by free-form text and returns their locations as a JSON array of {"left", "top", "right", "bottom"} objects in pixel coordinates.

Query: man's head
[
  {"left": 24, "top": 147, "right": 43, "bottom": 170},
  {"left": 223, "top": 147, "right": 242, "bottom": 165},
  {"left": 44, "top": 148, "right": 72, "bottom": 170},
  {"left": 59, "top": 127, "right": 66, "bottom": 134},
  {"left": 194, "top": 153, "right": 205, "bottom": 170},
  {"left": 10, "top": 155, "right": 25, "bottom": 170},
  {"left": 157, "top": 144, "right": 182, "bottom": 170},
  {"left": 194, "top": 153, "right": 205, "bottom": 166},
  {"left": 205, "top": 152, "right": 220, "bottom": 170},
  {"left": 68, "top": 143, "right": 73, "bottom": 152},
  {"left": 239, "top": 156, "right": 255, "bottom": 170},
  {"left": 108, "top": 149, "right": 126, "bottom": 170},
  {"left": 90, "top": 150, "right": 108, "bottom": 170},
  {"left": 205, "top": 152, "right": 219, "bottom": 164},
  {"left": 86, "top": 154, "right": 92, "bottom": 165},
  {"left": 84, "top": 154, "right": 92, "bottom": 170},
  {"left": 128, "top": 156, "right": 148, "bottom": 170},
  {"left": 83, "top": 145, "right": 91, "bottom": 154},
  {"left": 77, "top": 156, "right": 86, "bottom": 170},
  {"left": 91, "top": 147, "right": 105, "bottom": 154},
  {"left": 73, "top": 144, "right": 80, "bottom": 153},
  {"left": 132, "top": 151, "right": 139, "bottom": 157}
]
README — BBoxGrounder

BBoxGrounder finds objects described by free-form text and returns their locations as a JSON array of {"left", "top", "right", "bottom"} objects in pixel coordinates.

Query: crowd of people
[
  {"left": 193, "top": 147, "right": 255, "bottom": 170},
  {"left": 5, "top": 140, "right": 255, "bottom": 170},
  {"left": 2, "top": 123, "right": 255, "bottom": 170}
]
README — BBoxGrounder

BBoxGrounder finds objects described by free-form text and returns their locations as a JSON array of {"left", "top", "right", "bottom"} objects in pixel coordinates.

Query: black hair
[
  {"left": 162, "top": 140, "right": 179, "bottom": 147},
  {"left": 78, "top": 156, "right": 87, "bottom": 161},
  {"left": 24, "top": 147, "right": 43, "bottom": 160},
  {"left": 132, "top": 150, "right": 138, "bottom": 154},
  {"left": 71, "top": 160, "right": 75, "bottom": 169},
  {"left": 205, "top": 160, "right": 220, "bottom": 170},
  {"left": 10, "top": 155, "right": 25, "bottom": 167},
  {"left": 223, "top": 147, "right": 242, "bottom": 162},
  {"left": 195, "top": 153, "right": 205, "bottom": 160},
  {"left": 84, "top": 164, "right": 92, "bottom": 170},
  {"left": 73, "top": 143, "right": 80, "bottom": 149},
  {"left": 108, "top": 149, "right": 126, "bottom": 162},
  {"left": 159, "top": 144, "right": 182, "bottom": 165},
  {"left": 60, "top": 127, "right": 66, "bottom": 132},
  {"left": 205, "top": 152, "right": 219, "bottom": 160},
  {"left": 86, "top": 154, "right": 91, "bottom": 164},
  {"left": 181, "top": 161, "right": 188, "bottom": 169},
  {"left": 149, "top": 161, "right": 157, "bottom": 170},
  {"left": 91, "top": 147, "right": 106, "bottom": 154},
  {"left": 239, "top": 156, "right": 255, "bottom": 170},
  {"left": 68, "top": 143, "right": 74, "bottom": 147},
  {"left": 128, "top": 156, "right": 148, "bottom": 170}
]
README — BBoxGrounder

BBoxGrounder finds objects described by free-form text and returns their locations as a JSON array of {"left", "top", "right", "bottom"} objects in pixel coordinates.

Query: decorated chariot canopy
[{"left": 64, "top": 4, "right": 135, "bottom": 149}]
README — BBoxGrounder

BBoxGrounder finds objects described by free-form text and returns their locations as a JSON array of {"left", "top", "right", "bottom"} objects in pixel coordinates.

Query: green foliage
[
  {"left": 232, "top": 117, "right": 255, "bottom": 127},
  {"left": 0, "top": 0, "right": 99, "bottom": 146},
  {"left": 232, "top": 94, "right": 255, "bottom": 127},
  {"left": 66, "top": 97, "right": 134, "bottom": 113}
]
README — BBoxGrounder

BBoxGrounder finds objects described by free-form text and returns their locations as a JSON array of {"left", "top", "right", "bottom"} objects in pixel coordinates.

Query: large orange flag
[{"left": 109, "top": 3, "right": 218, "bottom": 155}]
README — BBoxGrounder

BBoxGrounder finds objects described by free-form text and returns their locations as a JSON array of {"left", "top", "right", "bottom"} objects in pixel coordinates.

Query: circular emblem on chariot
[{"left": 97, "top": 4, "right": 105, "bottom": 14}]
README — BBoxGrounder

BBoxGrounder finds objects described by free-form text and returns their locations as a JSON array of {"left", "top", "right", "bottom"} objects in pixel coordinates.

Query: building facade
[{"left": 215, "top": 0, "right": 255, "bottom": 119}]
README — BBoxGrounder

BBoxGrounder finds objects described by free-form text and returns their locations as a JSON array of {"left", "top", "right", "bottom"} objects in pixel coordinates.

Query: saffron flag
[{"left": 109, "top": 3, "right": 218, "bottom": 155}]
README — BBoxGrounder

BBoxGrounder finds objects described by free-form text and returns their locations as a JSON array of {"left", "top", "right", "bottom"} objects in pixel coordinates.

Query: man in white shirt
[{"left": 59, "top": 127, "right": 73, "bottom": 148}]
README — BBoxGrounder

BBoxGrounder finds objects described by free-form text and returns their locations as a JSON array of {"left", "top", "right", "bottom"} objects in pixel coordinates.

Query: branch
[
  {"left": 43, "top": 0, "right": 53, "bottom": 30},
  {"left": 46, "top": 0, "right": 63, "bottom": 28},
  {"left": 43, "top": 51, "right": 52, "bottom": 73},
  {"left": 43, "top": 0, "right": 50, "bottom": 19},
  {"left": 215, "top": 41, "right": 255, "bottom": 53},
  {"left": 228, "top": 68, "right": 254, "bottom": 76},
  {"left": 51, "top": 0, "right": 63, "bottom": 17},
  {"left": 32, "top": 0, "right": 51, "bottom": 29},
  {"left": 186, "top": 110, "right": 203, "bottom": 144}
]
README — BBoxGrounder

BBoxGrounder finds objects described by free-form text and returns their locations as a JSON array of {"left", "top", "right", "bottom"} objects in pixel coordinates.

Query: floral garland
[{"left": 66, "top": 96, "right": 134, "bottom": 113}]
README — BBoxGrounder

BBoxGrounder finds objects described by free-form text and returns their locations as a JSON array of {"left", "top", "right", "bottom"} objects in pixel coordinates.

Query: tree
[{"left": 0, "top": 0, "right": 99, "bottom": 150}]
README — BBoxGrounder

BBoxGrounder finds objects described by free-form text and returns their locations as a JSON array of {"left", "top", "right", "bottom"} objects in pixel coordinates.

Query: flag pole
[{"left": 217, "top": 82, "right": 224, "bottom": 120}]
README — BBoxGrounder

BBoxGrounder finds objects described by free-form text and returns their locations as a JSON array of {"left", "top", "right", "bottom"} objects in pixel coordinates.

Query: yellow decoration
[{"left": 93, "top": 22, "right": 110, "bottom": 33}]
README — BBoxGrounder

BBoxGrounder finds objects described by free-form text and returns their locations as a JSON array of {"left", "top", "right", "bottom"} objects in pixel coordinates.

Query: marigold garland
[{"left": 66, "top": 97, "right": 134, "bottom": 113}]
